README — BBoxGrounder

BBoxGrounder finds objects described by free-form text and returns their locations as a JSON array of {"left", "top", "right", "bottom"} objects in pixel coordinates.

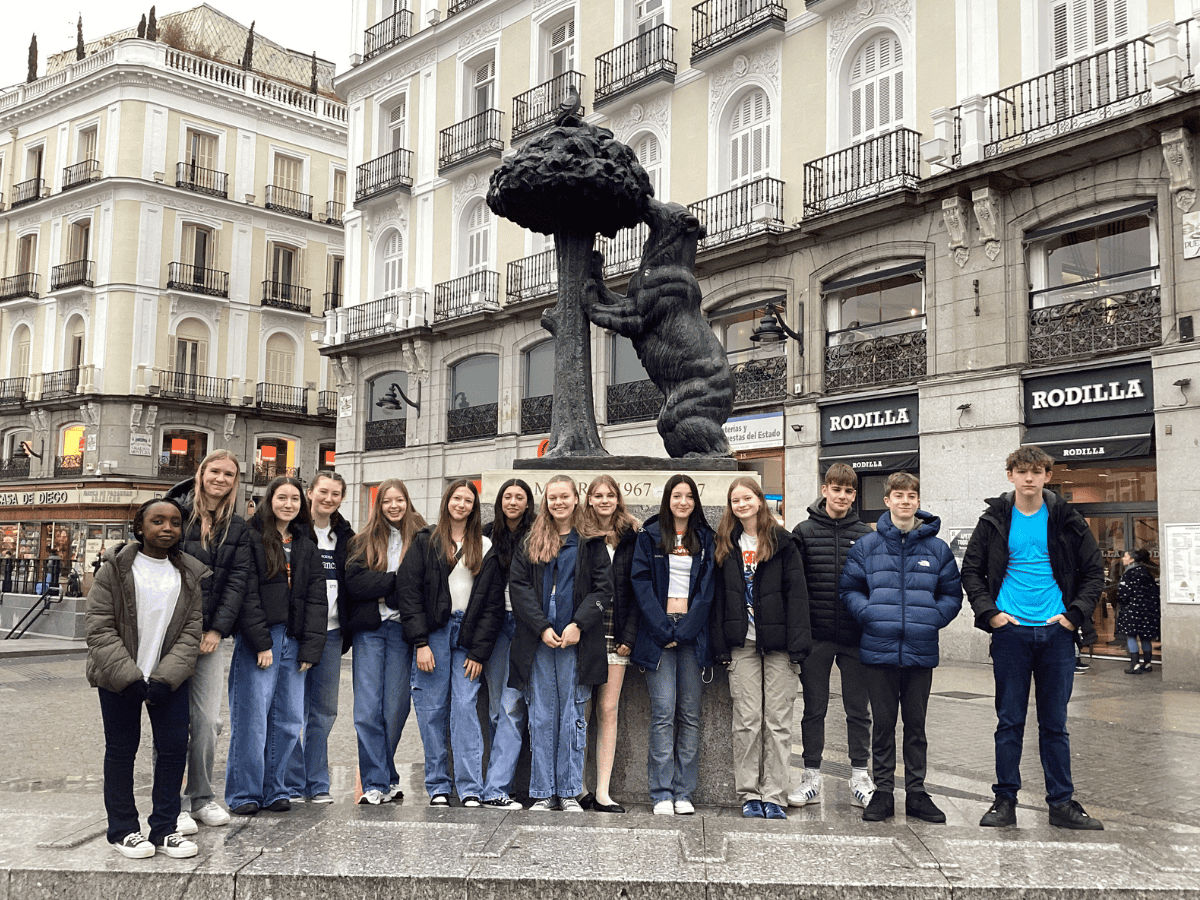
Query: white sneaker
[
  {"left": 653, "top": 800, "right": 675, "bottom": 816},
  {"left": 176, "top": 811, "right": 198, "bottom": 835},
  {"left": 193, "top": 801, "right": 230, "bottom": 827},
  {"left": 674, "top": 799, "right": 695, "bottom": 815},
  {"left": 113, "top": 831, "right": 154, "bottom": 859},
  {"left": 849, "top": 770, "right": 875, "bottom": 808},
  {"left": 788, "top": 768, "right": 822, "bottom": 807},
  {"left": 155, "top": 832, "right": 198, "bottom": 859},
  {"left": 385, "top": 783, "right": 404, "bottom": 802},
  {"left": 358, "top": 789, "right": 386, "bottom": 805}
]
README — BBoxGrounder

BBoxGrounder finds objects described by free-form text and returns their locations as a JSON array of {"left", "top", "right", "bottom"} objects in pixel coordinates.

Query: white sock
[{"left": 851, "top": 767, "right": 869, "bottom": 778}]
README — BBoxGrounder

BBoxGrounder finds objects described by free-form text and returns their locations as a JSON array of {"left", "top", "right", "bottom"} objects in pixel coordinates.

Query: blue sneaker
[
  {"left": 763, "top": 802, "right": 787, "bottom": 820},
  {"left": 741, "top": 800, "right": 765, "bottom": 818}
]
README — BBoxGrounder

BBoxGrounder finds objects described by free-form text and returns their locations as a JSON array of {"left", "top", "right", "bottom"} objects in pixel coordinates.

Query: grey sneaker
[
  {"left": 529, "top": 797, "right": 560, "bottom": 811},
  {"left": 310, "top": 792, "right": 335, "bottom": 804},
  {"left": 560, "top": 797, "right": 584, "bottom": 812}
]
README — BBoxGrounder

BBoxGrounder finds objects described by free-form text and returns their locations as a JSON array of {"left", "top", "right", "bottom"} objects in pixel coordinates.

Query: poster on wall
[{"left": 1164, "top": 523, "right": 1200, "bottom": 604}]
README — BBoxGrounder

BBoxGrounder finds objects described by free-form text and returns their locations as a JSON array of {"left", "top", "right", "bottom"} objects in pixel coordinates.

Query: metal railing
[
  {"left": 261, "top": 281, "right": 312, "bottom": 312},
  {"left": 253, "top": 463, "right": 299, "bottom": 487},
  {"left": 520, "top": 395, "right": 553, "bottom": 435},
  {"left": 40, "top": 369, "right": 80, "bottom": 400},
  {"left": 447, "top": 0, "right": 486, "bottom": 14},
  {"left": 688, "top": 177, "right": 784, "bottom": 248},
  {"left": 62, "top": 159, "right": 100, "bottom": 190},
  {"left": 1028, "top": 285, "right": 1161, "bottom": 365},
  {"left": 434, "top": 271, "right": 500, "bottom": 323},
  {"left": 607, "top": 378, "right": 664, "bottom": 425},
  {"left": 158, "top": 371, "right": 231, "bottom": 403},
  {"left": 156, "top": 458, "right": 199, "bottom": 480},
  {"left": 0, "top": 273, "right": 39, "bottom": 302},
  {"left": 506, "top": 250, "right": 557, "bottom": 303},
  {"left": 176, "top": 161, "right": 228, "bottom": 198},
  {"left": 730, "top": 353, "right": 787, "bottom": 405},
  {"left": 0, "top": 377, "right": 29, "bottom": 405},
  {"left": 824, "top": 325, "right": 927, "bottom": 392},
  {"left": 167, "top": 262, "right": 229, "bottom": 297},
  {"left": 264, "top": 184, "right": 313, "bottom": 219},
  {"left": 1, "top": 557, "right": 71, "bottom": 599},
  {"left": 324, "top": 291, "right": 343, "bottom": 312},
  {"left": 439, "top": 109, "right": 504, "bottom": 171},
  {"left": 256, "top": 383, "right": 308, "bottom": 413},
  {"left": 365, "top": 418, "right": 406, "bottom": 450},
  {"left": 596, "top": 25, "right": 677, "bottom": 103},
  {"left": 11, "top": 178, "right": 44, "bottom": 208},
  {"left": 0, "top": 457, "right": 30, "bottom": 480},
  {"left": 596, "top": 223, "right": 649, "bottom": 278},
  {"left": 804, "top": 128, "right": 921, "bottom": 217},
  {"left": 364, "top": 8, "right": 413, "bottom": 60},
  {"left": 983, "top": 36, "right": 1152, "bottom": 157},
  {"left": 54, "top": 455, "right": 83, "bottom": 477},
  {"left": 50, "top": 260, "right": 94, "bottom": 291},
  {"left": 356, "top": 147, "right": 414, "bottom": 201},
  {"left": 447, "top": 402, "right": 499, "bottom": 442},
  {"left": 326, "top": 200, "right": 344, "bottom": 225},
  {"left": 345, "top": 293, "right": 419, "bottom": 339},
  {"left": 513, "top": 72, "right": 586, "bottom": 139},
  {"left": 691, "top": 0, "right": 786, "bottom": 62},
  {"left": 317, "top": 390, "right": 338, "bottom": 415}
]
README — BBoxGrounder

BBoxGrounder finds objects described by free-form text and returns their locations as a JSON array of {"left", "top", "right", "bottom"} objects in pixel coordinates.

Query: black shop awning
[
  {"left": 1021, "top": 414, "right": 1154, "bottom": 462},
  {"left": 818, "top": 437, "right": 920, "bottom": 474}
]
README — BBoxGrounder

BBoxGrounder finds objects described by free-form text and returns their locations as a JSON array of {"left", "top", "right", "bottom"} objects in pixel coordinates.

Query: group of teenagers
[{"left": 85, "top": 440, "right": 1108, "bottom": 860}]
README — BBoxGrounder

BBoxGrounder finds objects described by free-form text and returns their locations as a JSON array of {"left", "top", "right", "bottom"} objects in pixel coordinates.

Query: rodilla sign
[{"left": 1023, "top": 362, "right": 1153, "bottom": 426}]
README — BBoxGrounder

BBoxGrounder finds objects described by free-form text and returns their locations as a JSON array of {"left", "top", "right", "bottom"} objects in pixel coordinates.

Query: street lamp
[
  {"left": 375, "top": 381, "right": 421, "bottom": 416},
  {"left": 750, "top": 303, "right": 802, "bottom": 347}
]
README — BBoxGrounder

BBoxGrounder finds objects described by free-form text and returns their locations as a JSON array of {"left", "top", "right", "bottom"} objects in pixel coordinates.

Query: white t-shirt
[
  {"left": 738, "top": 532, "right": 758, "bottom": 645},
  {"left": 379, "top": 526, "right": 405, "bottom": 623},
  {"left": 132, "top": 552, "right": 181, "bottom": 681},
  {"left": 667, "top": 533, "right": 692, "bottom": 599},
  {"left": 448, "top": 535, "right": 492, "bottom": 614},
  {"left": 314, "top": 523, "right": 340, "bottom": 632}
]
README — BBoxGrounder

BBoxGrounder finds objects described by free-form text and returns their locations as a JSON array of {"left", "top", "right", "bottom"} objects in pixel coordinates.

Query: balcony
[
  {"left": 0, "top": 458, "right": 30, "bottom": 481},
  {"left": 157, "top": 371, "right": 231, "bottom": 403},
  {"left": 596, "top": 222, "right": 649, "bottom": 278},
  {"left": 176, "top": 161, "right": 228, "bottom": 198},
  {"left": 439, "top": 109, "right": 504, "bottom": 173},
  {"left": 317, "top": 390, "right": 338, "bottom": 416},
  {"left": 730, "top": 352, "right": 787, "bottom": 405},
  {"left": 513, "top": 72, "right": 586, "bottom": 140},
  {"left": 54, "top": 455, "right": 83, "bottom": 478},
  {"left": 264, "top": 184, "right": 313, "bottom": 219},
  {"left": 256, "top": 383, "right": 308, "bottom": 414},
  {"left": 506, "top": 250, "right": 557, "bottom": 303},
  {"left": 688, "top": 177, "right": 784, "bottom": 249},
  {"left": 50, "top": 260, "right": 95, "bottom": 291},
  {"left": 607, "top": 379, "right": 664, "bottom": 425},
  {"left": 40, "top": 368, "right": 80, "bottom": 400},
  {"left": 62, "top": 159, "right": 101, "bottom": 191},
  {"left": 0, "top": 273, "right": 39, "bottom": 302},
  {"left": 983, "top": 36, "right": 1152, "bottom": 159},
  {"left": 326, "top": 200, "right": 344, "bottom": 225},
  {"left": 520, "top": 395, "right": 553, "bottom": 435},
  {"left": 691, "top": 0, "right": 786, "bottom": 65},
  {"left": 824, "top": 318, "right": 927, "bottom": 392},
  {"left": 434, "top": 271, "right": 500, "bottom": 323},
  {"left": 156, "top": 458, "right": 199, "bottom": 481},
  {"left": 324, "top": 291, "right": 343, "bottom": 312},
  {"left": 448, "top": 403, "right": 498, "bottom": 443},
  {"left": 11, "top": 178, "right": 44, "bottom": 208},
  {"left": 595, "top": 25, "right": 677, "bottom": 107},
  {"left": 804, "top": 128, "right": 921, "bottom": 217},
  {"left": 253, "top": 462, "right": 299, "bottom": 487},
  {"left": 365, "top": 418, "right": 406, "bottom": 450},
  {"left": 364, "top": 7, "right": 413, "bottom": 60},
  {"left": 447, "top": 0, "right": 485, "bottom": 15},
  {"left": 167, "top": 262, "right": 229, "bottom": 298},
  {"left": 0, "top": 377, "right": 28, "bottom": 405},
  {"left": 345, "top": 291, "right": 429, "bottom": 340},
  {"left": 1028, "top": 284, "right": 1161, "bottom": 365},
  {"left": 261, "top": 281, "right": 313, "bottom": 313},
  {"left": 356, "top": 148, "right": 413, "bottom": 202}
]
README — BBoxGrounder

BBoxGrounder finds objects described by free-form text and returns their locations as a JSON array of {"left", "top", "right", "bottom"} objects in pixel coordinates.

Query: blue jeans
[
  {"left": 411, "top": 612, "right": 485, "bottom": 799},
  {"left": 99, "top": 682, "right": 189, "bottom": 844},
  {"left": 528, "top": 595, "right": 588, "bottom": 799},
  {"left": 286, "top": 627, "right": 341, "bottom": 797},
  {"left": 225, "top": 625, "right": 296, "bottom": 809},
  {"left": 483, "top": 612, "right": 527, "bottom": 802},
  {"left": 263, "top": 632, "right": 307, "bottom": 807},
  {"left": 183, "top": 639, "right": 226, "bottom": 811},
  {"left": 352, "top": 620, "right": 412, "bottom": 793},
  {"left": 990, "top": 623, "right": 1076, "bottom": 805},
  {"left": 644, "top": 643, "right": 702, "bottom": 803}
]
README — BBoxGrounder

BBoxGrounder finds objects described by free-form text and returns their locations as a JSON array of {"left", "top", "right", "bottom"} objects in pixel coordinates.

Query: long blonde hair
[
  {"left": 579, "top": 474, "right": 638, "bottom": 548},
  {"left": 524, "top": 474, "right": 580, "bottom": 565},
  {"left": 714, "top": 476, "right": 778, "bottom": 566},
  {"left": 348, "top": 478, "right": 427, "bottom": 571},
  {"left": 191, "top": 449, "right": 241, "bottom": 550}
]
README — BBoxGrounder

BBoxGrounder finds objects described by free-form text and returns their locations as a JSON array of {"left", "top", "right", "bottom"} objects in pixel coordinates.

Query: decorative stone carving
[
  {"left": 80, "top": 402, "right": 100, "bottom": 428},
  {"left": 1162, "top": 128, "right": 1196, "bottom": 213},
  {"left": 144, "top": 405, "right": 158, "bottom": 434},
  {"left": 828, "top": 0, "right": 914, "bottom": 69},
  {"left": 972, "top": 187, "right": 1002, "bottom": 260},
  {"left": 169, "top": 296, "right": 222, "bottom": 327},
  {"left": 457, "top": 17, "right": 501, "bottom": 50},
  {"left": 608, "top": 97, "right": 669, "bottom": 146},
  {"left": 710, "top": 46, "right": 781, "bottom": 119},
  {"left": 50, "top": 190, "right": 113, "bottom": 219},
  {"left": 346, "top": 50, "right": 437, "bottom": 103},
  {"left": 130, "top": 404, "right": 143, "bottom": 434},
  {"left": 366, "top": 195, "right": 408, "bottom": 239},
  {"left": 223, "top": 413, "right": 237, "bottom": 441},
  {"left": 260, "top": 312, "right": 308, "bottom": 342},
  {"left": 143, "top": 192, "right": 252, "bottom": 224},
  {"left": 58, "top": 294, "right": 90, "bottom": 321},
  {"left": 453, "top": 173, "right": 486, "bottom": 219},
  {"left": 942, "top": 196, "right": 969, "bottom": 267}
]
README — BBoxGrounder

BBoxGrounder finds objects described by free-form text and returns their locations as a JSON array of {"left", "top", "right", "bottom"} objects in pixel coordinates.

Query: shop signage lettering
[
  {"left": 0, "top": 490, "right": 71, "bottom": 507},
  {"left": 1062, "top": 446, "right": 1106, "bottom": 457},
  {"left": 1030, "top": 379, "right": 1145, "bottom": 410},
  {"left": 851, "top": 460, "right": 885, "bottom": 469},
  {"left": 829, "top": 408, "right": 911, "bottom": 432}
]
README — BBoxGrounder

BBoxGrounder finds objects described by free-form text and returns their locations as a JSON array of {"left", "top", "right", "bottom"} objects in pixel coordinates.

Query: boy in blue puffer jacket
[{"left": 840, "top": 472, "right": 962, "bottom": 825}]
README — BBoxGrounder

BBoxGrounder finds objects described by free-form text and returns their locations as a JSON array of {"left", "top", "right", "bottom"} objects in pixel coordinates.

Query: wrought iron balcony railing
[
  {"left": 176, "top": 162, "right": 228, "bottom": 198},
  {"left": 253, "top": 463, "right": 299, "bottom": 486},
  {"left": 521, "top": 395, "right": 553, "bottom": 435},
  {"left": 324, "top": 291, "right": 343, "bottom": 312},
  {"left": 0, "top": 377, "right": 29, "bottom": 405},
  {"left": 54, "top": 455, "right": 83, "bottom": 477},
  {"left": 448, "top": 402, "right": 498, "bottom": 443},
  {"left": 804, "top": 128, "right": 921, "bottom": 217},
  {"left": 264, "top": 184, "right": 313, "bottom": 219},
  {"left": 158, "top": 371, "right": 231, "bottom": 403},
  {"left": 256, "top": 383, "right": 308, "bottom": 414},
  {"left": 691, "top": 0, "right": 786, "bottom": 63},
  {"left": 365, "top": 418, "right": 407, "bottom": 450},
  {"left": 317, "top": 390, "right": 338, "bottom": 416},
  {"left": 513, "top": 72, "right": 585, "bottom": 139},
  {"left": 11, "top": 178, "right": 44, "bottom": 208},
  {"left": 439, "top": 109, "right": 504, "bottom": 172},
  {"left": 596, "top": 25, "right": 677, "bottom": 104},
  {"left": 356, "top": 147, "right": 414, "bottom": 201},
  {"left": 50, "top": 260, "right": 94, "bottom": 291},
  {"left": 434, "top": 271, "right": 500, "bottom": 323},
  {"left": 364, "top": 8, "right": 413, "bottom": 60},
  {"left": 447, "top": 0, "right": 485, "bottom": 15},
  {"left": 345, "top": 292, "right": 431, "bottom": 339},
  {"left": 261, "top": 281, "right": 312, "bottom": 313},
  {"left": 506, "top": 250, "right": 557, "bottom": 303},
  {"left": 0, "top": 273, "right": 39, "bottom": 302},
  {"left": 40, "top": 368, "right": 80, "bottom": 400},
  {"left": 0, "top": 457, "right": 30, "bottom": 481},
  {"left": 1028, "top": 285, "right": 1161, "bottom": 365},
  {"left": 607, "top": 378, "right": 664, "bottom": 425},
  {"left": 62, "top": 159, "right": 100, "bottom": 191},
  {"left": 730, "top": 353, "right": 787, "bottom": 405},
  {"left": 156, "top": 458, "right": 200, "bottom": 481},
  {"left": 596, "top": 222, "right": 649, "bottom": 278},
  {"left": 824, "top": 320, "right": 927, "bottom": 392},
  {"left": 326, "top": 200, "right": 344, "bottom": 225},
  {"left": 688, "top": 177, "right": 784, "bottom": 248},
  {"left": 167, "top": 262, "right": 229, "bottom": 298}
]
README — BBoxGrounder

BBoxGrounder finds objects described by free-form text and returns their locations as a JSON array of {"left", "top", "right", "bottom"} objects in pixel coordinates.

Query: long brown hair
[
  {"left": 490, "top": 478, "right": 534, "bottom": 573},
  {"left": 580, "top": 474, "right": 638, "bottom": 548},
  {"left": 715, "top": 476, "right": 777, "bottom": 566},
  {"left": 524, "top": 474, "right": 580, "bottom": 565},
  {"left": 190, "top": 449, "right": 241, "bottom": 550},
  {"left": 348, "top": 478, "right": 426, "bottom": 571},
  {"left": 657, "top": 473, "right": 705, "bottom": 555},
  {"left": 433, "top": 479, "right": 483, "bottom": 575},
  {"left": 252, "top": 476, "right": 315, "bottom": 580}
]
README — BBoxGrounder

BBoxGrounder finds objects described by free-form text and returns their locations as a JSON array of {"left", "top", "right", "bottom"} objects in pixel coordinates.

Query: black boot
[
  {"left": 1140, "top": 651, "right": 1154, "bottom": 673},
  {"left": 1124, "top": 652, "right": 1140, "bottom": 674}
]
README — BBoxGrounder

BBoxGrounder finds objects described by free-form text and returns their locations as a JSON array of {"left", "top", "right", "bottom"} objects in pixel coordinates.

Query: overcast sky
[{"left": 2, "top": 0, "right": 351, "bottom": 89}]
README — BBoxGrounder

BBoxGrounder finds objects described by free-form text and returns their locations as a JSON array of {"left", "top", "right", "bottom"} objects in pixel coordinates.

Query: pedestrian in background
[{"left": 1116, "top": 548, "right": 1159, "bottom": 674}]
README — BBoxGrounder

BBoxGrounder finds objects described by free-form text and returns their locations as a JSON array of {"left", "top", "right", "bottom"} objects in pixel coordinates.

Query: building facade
[
  {"left": 0, "top": 6, "right": 346, "bottom": 587},
  {"left": 329, "top": 0, "right": 1200, "bottom": 681}
]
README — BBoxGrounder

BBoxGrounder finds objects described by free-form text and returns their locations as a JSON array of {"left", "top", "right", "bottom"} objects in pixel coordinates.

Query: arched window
[
  {"left": 464, "top": 199, "right": 491, "bottom": 275},
  {"left": 728, "top": 89, "right": 771, "bottom": 188},
  {"left": 264, "top": 333, "right": 296, "bottom": 385},
  {"left": 848, "top": 33, "right": 904, "bottom": 145},
  {"left": 64, "top": 317, "right": 86, "bottom": 371},
  {"left": 171, "top": 317, "right": 209, "bottom": 376},
  {"left": 449, "top": 354, "right": 499, "bottom": 442},
  {"left": 377, "top": 229, "right": 404, "bottom": 298},
  {"left": 633, "top": 132, "right": 663, "bottom": 199}
]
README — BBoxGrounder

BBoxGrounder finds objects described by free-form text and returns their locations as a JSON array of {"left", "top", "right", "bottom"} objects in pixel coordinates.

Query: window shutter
[
  {"left": 16, "top": 333, "right": 30, "bottom": 378},
  {"left": 195, "top": 340, "right": 208, "bottom": 377},
  {"left": 168, "top": 335, "right": 178, "bottom": 371},
  {"left": 79, "top": 129, "right": 97, "bottom": 163}
]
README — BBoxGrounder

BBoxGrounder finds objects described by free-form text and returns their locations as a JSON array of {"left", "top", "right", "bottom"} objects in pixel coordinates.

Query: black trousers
[{"left": 863, "top": 665, "right": 931, "bottom": 794}]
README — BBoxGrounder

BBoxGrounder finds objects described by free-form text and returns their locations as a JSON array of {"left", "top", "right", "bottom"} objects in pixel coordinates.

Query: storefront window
[
  {"left": 825, "top": 266, "right": 924, "bottom": 345},
  {"left": 1051, "top": 462, "right": 1157, "bottom": 504}
]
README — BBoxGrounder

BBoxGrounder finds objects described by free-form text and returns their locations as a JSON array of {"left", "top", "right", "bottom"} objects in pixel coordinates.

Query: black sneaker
[
  {"left": 265, "top": 798, "right": 291, "bottom": 812},
  {"left": 862, "top": 791, "right": 894, "bottom": 821},
  {"left": 429, "top": 794, "right": 450, "bottom": 808},
  {"left": 1049, "top": 799, "right": 1104, "bottom": 830},
  {"left": 979, "top": 795, "right": 1016, "bottom": 827},
  {"left": 461, "top": 795, "right": 482, "bottom": 808},
  {"left": 904, "top": 792, "right": 946, "bottom": 823}
]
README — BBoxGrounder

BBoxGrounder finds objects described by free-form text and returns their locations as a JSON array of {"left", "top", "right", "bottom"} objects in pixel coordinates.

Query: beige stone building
[
  {"left": 0, "top": 5, "right": 346, "bottom": 584},
  {"left": 328, "top": 0, "right": 1200, "bottom": 681}
]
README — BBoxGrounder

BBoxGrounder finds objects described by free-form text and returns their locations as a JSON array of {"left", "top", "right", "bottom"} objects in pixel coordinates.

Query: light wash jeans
[
  {"left": 482, "top": 612, "right": 527, "bottom": 802},
  {"left": 527, "top": 595, "right": 588, "bottom": 800},
  {"left": 285, "top": 627, "right": 342, "bottom": 797},
  {"left": 352, "top": 620, "right": 412, "bottom": 794},
  {"left": 643, "top": 643, "right": 703, "bottom": 804}
]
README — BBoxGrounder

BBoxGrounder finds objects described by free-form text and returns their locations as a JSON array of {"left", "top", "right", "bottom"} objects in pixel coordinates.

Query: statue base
[{"left": 513, "top": 455, "right": 738, "bottom": 471}]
